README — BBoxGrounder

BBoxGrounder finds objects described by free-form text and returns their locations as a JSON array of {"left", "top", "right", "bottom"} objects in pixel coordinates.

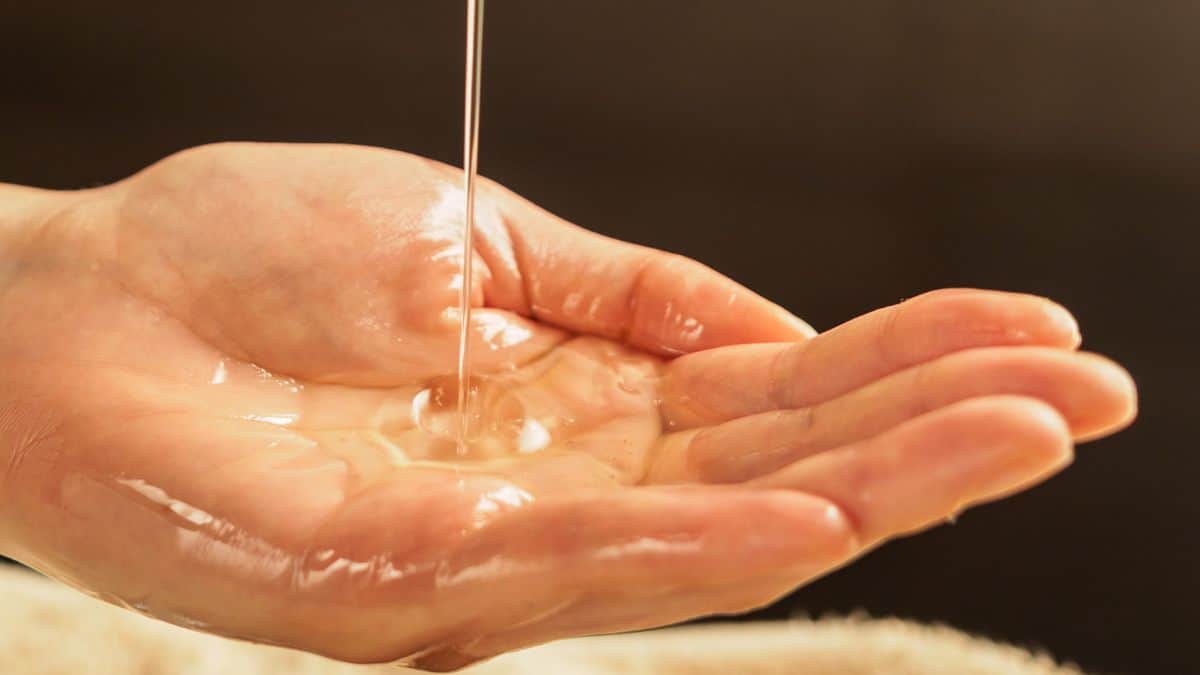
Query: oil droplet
[
  {"left": 413, "top": 375, "right": 528, "bottom": 461},
  {"left": 516, "top": 418, "right": 551, "bottom": 454},
  {"left": 242, "top": 413, "right": 299, "bottom": 427}
]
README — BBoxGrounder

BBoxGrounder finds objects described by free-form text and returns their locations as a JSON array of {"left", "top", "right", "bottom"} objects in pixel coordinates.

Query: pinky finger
[
  {"left": 412, "top": 487, "right": 855, "bottom": 669},
  {"left": 444, "top": 572, "right": 803, "bottom": 669},
  {"left": 423, "top": 398, "right": 1076, "bottom": 669}
]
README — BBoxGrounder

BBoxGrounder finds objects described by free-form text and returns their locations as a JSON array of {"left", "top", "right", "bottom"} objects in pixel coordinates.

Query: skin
[{"left": 0, "top": 143, "right": 1137, "bottom": 670}]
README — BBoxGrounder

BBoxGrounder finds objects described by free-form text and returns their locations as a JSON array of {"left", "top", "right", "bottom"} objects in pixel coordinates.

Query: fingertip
[
  {"left": 907, "top": 289, "right": 1083, "bottom": 353},
  {"left": 636, "top": 489, "right": 857, "bottom": 575},
  {"left": 1040, "top": 299, "right": 1082, "bottom": 349},
  {"left": 777, "top": 307, "right": 818, "bottom": 339},
  {"left": 1074, "top": 353, "right": 1139, "bottom": 442},
  {"left": 958, "top": 396, "right": 1075, "bottom": 493},
  {"left": 865, "top": 395, "right": 1075, "bottom": 516},
  {"left": 881, "top": 396, "right": 1075, "bottom": 536},
  {"left": 1015, "top": 395, "right": 1073, "bottom": 453},
  {"left": 745, "top": 490, "right": 859, "bottom": 566}
]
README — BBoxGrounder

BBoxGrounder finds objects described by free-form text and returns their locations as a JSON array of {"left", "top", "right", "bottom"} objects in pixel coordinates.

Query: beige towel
[{"left": 0, "top": 565, "right": 1083, "bottom": 674}]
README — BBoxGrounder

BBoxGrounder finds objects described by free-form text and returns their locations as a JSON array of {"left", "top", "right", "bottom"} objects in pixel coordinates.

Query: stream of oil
[{"left": 456, "top": 0, "right": 486, "bottom": 455}]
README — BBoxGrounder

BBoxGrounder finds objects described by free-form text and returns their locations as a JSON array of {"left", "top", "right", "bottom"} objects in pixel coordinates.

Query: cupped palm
[{"left": 0, "top": 144, "right": 1136, "bottom": 669}]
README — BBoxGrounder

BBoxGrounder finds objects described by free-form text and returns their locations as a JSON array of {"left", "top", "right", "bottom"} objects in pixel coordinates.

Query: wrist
[
  {"left": 0, "top": 182, "right": 72, "bottom": 236},
  {"left": 0, "top": 184, "right": 72, "bottom": 281},
  {"left": 0, "top": 183, "right": 75, "bottom": 553}
]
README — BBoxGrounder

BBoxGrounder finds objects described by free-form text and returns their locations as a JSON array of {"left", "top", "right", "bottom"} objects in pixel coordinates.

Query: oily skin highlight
[{"left": 0, "top": 143, "right": 1136, "bottom": 669}]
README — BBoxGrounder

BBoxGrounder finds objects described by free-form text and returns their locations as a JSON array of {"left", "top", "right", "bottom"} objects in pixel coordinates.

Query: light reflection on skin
[
  {"left": 242, "top": 413, "right": 300, "bottom": 426},
  {"left": 0, "top": 144, "right": 1131, "bottom": 671},
  {"left": 469, "top": 484, "right": 534, "bottom": 529},
  {"left": 108, "top": 475, "right": 536, "bottom": 614},
  {"left": 142, "top": 335, "right": 669, "bottom": 655},
  {"left": 196, "top": 330, "right": 662, "bottom": 468},
  {"left": 474, "top": 311, "right": 534, "bottom": 351},
  {"left": 517, "top": 418, "right": 551, "bottom": 453},
  {"left": 8, "top": 192, "right": 676, "bottom": 668}
]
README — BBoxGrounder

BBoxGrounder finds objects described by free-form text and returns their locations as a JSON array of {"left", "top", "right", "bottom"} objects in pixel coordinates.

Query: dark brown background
[{"left": 2, "top": 2, "right": 1194, "bottom": 674}]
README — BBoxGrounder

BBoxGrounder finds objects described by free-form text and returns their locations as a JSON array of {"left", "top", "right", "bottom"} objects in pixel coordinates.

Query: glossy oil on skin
[
  {"left": 0, "top": 137, "right": 1125, "bottom": 668},
  {"left": 0, "top": 8, "right": 850, "bottom": 663},
  {"left": 456, "top": 0, "right": 486, "bottom": 455}
]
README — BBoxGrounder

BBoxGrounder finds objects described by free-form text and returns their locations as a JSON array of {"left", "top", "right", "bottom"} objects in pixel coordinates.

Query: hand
[{"left": 0, "top": 143, "right": 1136, "bottom": 669}]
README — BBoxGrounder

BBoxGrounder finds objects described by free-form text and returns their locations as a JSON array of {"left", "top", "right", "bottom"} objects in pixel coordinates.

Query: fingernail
[
  {"left": 1046, "top": 303, "right": 1081, "bottom": 345},
  {"left": 781, "top": 308, "right": 818, "bottom": 338}
]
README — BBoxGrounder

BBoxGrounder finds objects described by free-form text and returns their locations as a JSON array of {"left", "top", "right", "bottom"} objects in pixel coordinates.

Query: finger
[
  {"left": 661, "top": 288, "right": 1082, "bottom": 430},
  {"left": 476, "top": 180, "right": 815, "bottom": 356},
  {"left": 649, "top": 348, "right": 1135, "bottom": 484},
  {"left": 751, "top": 396, "right": 1072, "bottom": 546},
  {"left": 417, "top": 398, "right": 1076, "bottom": 667},
  {"left": 444, "top": 486, "right": 851, "bottom": 596},
  {"left": 426, "top": 571, "right": 799, "bottom": 670},
  {"left": 404, "top": 486, "right": 854, "bottom": 668}
]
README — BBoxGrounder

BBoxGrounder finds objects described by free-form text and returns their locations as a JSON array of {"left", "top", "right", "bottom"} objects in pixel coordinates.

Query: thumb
[{"left": 475, "top": 180, "right": 815, "bottom": 357}]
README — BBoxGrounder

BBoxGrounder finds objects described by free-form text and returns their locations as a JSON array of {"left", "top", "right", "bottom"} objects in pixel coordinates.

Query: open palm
[{"left": 0, "top": 143, "right": 1136, "bottom": 670}]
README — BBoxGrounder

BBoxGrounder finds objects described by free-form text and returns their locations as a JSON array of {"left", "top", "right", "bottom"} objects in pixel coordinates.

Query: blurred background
[{"left": 1, "top": 2, "right": 1193, "bottom": 673}]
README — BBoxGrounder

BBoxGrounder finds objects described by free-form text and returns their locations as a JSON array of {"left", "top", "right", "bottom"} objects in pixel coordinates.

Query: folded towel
[{"left": 0, "top": 565, "right": 1083, "bottom": 674}]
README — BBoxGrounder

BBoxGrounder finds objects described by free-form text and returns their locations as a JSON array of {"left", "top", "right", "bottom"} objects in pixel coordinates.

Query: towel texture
[{"left": 0, "top": 566, "right": 1084, "bottom": 674}]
